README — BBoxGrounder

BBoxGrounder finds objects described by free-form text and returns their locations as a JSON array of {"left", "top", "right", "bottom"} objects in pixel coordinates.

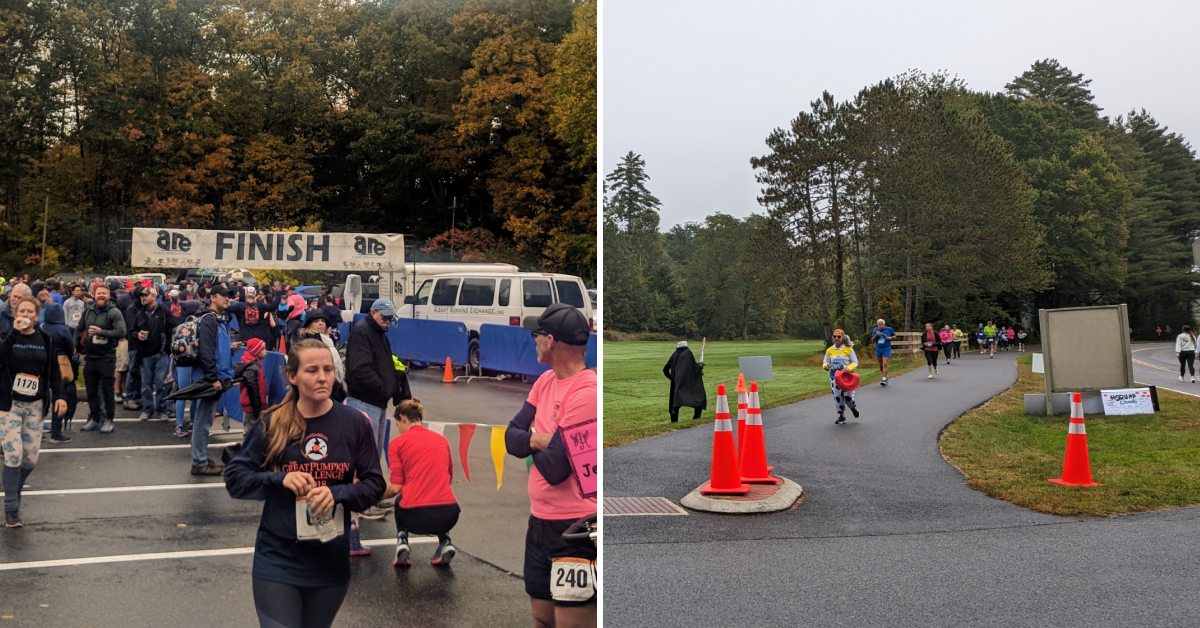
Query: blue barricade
[
  {"left": 478, "top": 324, "right": 598, "bottom": 377},
  {"left": 585, "top": 333, "right": 597, "bottom": 367},
  {"left": 387, "top": 318, "right": 470, "bottom": 366},
  {"left": 336, "top": 313, "right": 368, "bottom": 348}
]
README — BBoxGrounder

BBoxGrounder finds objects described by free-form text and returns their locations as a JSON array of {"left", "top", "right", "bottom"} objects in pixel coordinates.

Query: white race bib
[
  {"left": 550, "top": 557, "right": 596, "bottom": 603},
  {"left": 91, "top": 335, "right": 109, "bottom": 345},
  {"left": 13, "top": 373, "right": 40, "bottom": 397},
  {"left": 294, "top": 497, "right": 343, "bottom": 542}
]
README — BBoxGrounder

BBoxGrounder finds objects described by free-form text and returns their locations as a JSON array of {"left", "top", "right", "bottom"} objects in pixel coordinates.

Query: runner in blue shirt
[{"left": 868, "top": 319, "right": 895, "bottom": 387}]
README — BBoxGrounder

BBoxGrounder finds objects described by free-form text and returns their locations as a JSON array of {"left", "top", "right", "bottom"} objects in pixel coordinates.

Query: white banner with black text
[{"left": 132, "top": 228, "right": 405, "bottom": 271}]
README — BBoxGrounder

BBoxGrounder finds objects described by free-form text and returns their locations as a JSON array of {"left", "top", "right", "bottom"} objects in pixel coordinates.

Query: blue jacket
[
  {"left": 197, "top": 309, "right": 234, "bottom": 382},
  {"left": 41, "top": 303, "right": 75, "bottom": 359}
]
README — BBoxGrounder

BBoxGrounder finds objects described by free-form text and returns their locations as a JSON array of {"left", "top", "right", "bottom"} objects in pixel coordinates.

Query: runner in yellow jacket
[{"left": 822, "top": 329, "right": 860, "bottom": 425}]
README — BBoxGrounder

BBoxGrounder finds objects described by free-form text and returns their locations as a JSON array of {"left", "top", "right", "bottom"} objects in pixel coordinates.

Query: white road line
[
  {"left": 41, "top": 443, "right": 237, "bottom": 453},
  {"left": 0, "top": 538, "right": 436, "bottom": 572},
  {"left": 1, "top": 483, "right": 225, "bottom": 497},
  {"left": 1133, "top": 358, "right": 1173, "bottom": 373}
]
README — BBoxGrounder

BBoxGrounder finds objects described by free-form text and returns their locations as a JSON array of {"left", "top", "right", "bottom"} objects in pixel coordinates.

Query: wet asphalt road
[
  {"left": 604, "top": 350, "right": 1200, "bottom": 627},
  {"left": 0, "top": 368, "right": 537, "bottom": 627}
]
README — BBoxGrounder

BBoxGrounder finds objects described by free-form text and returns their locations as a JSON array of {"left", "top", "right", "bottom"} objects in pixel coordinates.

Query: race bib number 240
[{"left": 550, "top": 557, "right": 596, "bottom": 603}]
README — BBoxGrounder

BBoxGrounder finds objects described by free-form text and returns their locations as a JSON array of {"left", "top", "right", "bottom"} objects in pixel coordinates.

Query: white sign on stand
[
  {"left": 1031, "top": 353, "right": 1044, "bottom": 374},
  {"left": 1100, "top": 388, "right": 1154, "bottom": 416}
]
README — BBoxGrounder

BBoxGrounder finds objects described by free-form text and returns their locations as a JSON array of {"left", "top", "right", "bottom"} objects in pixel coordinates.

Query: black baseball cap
[
  {"left": 211, "top": 284, "right": 238, "bottom": 298},
  {"left": 524, "top": 303, "right": 590, "bottom": 346}
]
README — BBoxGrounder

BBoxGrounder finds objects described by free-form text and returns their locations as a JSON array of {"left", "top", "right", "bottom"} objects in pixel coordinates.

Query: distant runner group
[{"left": 821, "top": 318, "right": 1030, "bottom": 426}]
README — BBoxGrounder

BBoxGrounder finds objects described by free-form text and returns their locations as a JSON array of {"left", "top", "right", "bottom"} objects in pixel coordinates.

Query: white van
[
  {"left": 370, "top": 262, "right": 519, "bottom": 303},
  {"left": 403, "top": 272, "right": 594, "bottom": 370}
]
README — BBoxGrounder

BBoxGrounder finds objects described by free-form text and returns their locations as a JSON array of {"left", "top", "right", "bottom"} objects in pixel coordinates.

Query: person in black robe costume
[{"left": 663, "top": 341, "right": 706, "bottom": 422}]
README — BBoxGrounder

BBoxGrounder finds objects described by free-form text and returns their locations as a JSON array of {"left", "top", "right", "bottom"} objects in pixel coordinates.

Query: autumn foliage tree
[{"left": 0, "top": 0, "right": 595, "bottom": 281}]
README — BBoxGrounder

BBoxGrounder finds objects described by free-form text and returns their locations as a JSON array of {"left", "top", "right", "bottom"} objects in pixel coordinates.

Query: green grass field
[
  {"left": 940, "top": 353, "right": 1200, "bottom": 516},
  {"left": 603, "top": 340, "right": 914, "bottom": 446}
]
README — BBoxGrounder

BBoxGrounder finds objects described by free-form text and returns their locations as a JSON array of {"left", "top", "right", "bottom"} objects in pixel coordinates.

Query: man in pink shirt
[{"left": 506, "top": 304, "right": 596, "bottom": 626}]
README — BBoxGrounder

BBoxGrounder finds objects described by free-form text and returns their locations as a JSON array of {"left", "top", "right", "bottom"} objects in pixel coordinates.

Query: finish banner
[{"left": 132, "top": 228, "right": 405, "bottom": 271}]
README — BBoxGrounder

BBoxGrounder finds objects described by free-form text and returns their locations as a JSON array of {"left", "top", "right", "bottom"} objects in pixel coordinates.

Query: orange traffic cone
[
  {"left": 278, "top": 333, "right": 287, "bottom": 355},
  {"left": 700, "top": 384, "right": 749, "bottom": 495},
  {"left": 735, "top": 387, "right": 749, "bottom": 460},
  {"left": 1048, "top": 392, "right": 1101, "bottom": 487},
  {"left": 442, "top": 357, "right": 455, "bottom": 383},
  {"left": 740, "top": 382, "right": 779, "bottom": 484},
  {"left": 735, "top": 372, "right": 747, "bottom": 394}
]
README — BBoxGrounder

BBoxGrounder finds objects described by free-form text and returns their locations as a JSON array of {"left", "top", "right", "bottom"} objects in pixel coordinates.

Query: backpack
[{"left": 171, "top": 312, "right": 213, "bottom": 363}]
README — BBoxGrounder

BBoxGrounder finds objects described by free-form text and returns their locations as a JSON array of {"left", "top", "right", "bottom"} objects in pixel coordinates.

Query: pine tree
[
  {"left": 1005, "top": 59, "right": 1104, "bottom": 129},
  {"left": 603, "top": 152, "right": 678, "bottom": 332},
  {"left": 1115, "top": 110, "right": 1200, "bottom": 331}
]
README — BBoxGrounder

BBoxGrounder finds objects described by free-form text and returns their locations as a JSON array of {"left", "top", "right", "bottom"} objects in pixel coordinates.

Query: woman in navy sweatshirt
[{"left": 224, "top": 337, "right": 385, "bottom": 628}]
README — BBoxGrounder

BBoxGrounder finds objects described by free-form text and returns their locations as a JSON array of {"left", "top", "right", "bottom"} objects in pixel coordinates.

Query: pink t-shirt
[
  {"left": 286, "top": 294, "right": 307, "bottom": 320},
  {"left": 526, "top": 368, "right": 597, "bottom": 521}
]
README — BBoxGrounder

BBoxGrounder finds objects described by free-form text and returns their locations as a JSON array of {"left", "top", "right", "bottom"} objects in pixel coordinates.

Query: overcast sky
[{"left": 601, "top": 0, "right": 1200, "bottom": 230}]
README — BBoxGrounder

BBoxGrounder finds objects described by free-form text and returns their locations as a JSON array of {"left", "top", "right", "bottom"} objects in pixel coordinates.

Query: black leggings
[
  {"left": 395, "top": 503, "right": 460, "bottom": 542},
  {"left": 1181, "top": 351, "right": 1196, "bottom": 377},
  {"left": 943, "top": 342, "right": 953, "bottom": 361},
  {"left": 924, "top": 351, "right": 938, "bottom": 367},
  {"left": 252, "top": 578, "right": 348, "bottom": 628}
]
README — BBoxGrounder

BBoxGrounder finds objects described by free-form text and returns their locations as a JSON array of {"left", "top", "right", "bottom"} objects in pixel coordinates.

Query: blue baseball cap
[{"left": 370, "top": 298, "right": 396, "bottom": 318}]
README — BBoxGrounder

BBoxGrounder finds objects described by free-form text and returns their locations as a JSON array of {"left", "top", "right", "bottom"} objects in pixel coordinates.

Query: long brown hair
[{"left": 263, "top": 337, "right": 334, "bottom": 468}]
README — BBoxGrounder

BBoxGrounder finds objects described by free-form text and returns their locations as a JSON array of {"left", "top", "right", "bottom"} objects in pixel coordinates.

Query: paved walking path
[{"left": 605, "top": 351, "right": 1200, "bottom": 627}]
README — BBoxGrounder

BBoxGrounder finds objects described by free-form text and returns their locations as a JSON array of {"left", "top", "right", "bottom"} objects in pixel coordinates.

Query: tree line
[
  {"left": 0, "top": 0, "right": 596, "bottom": 281},
  {"left": 605, "top": 61, "right": 1200, "bottom": 340}
]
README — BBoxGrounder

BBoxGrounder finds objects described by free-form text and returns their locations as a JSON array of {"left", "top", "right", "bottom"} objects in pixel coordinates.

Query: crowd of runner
[
  {"left": 0, "top": 273, "right": 597, "bottom": 627},
  {"left": 823, "top": 318, "right": 1029, "bottom": 426}
]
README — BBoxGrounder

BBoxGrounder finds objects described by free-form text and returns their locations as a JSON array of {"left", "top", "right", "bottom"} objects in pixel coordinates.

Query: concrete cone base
[{"left": 681, "top": 476, "right": 803, "bottom": 514}]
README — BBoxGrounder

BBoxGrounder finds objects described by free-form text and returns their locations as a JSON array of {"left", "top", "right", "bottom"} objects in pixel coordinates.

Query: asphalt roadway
[
  {"left": 1132, "top": 341, "right": 1200, "bottom": 398},
  {"left": 0, "top": 368, "right": 538, "bottom": 628},
  {"left": 604, "top": 349, "right": 1200, "bottom": 627}
]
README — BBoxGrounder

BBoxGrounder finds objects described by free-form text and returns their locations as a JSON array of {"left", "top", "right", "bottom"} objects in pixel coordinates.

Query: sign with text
[
  {"left": 561, "top": 418, "right": 597, "bottom": 498},
  {"left": 132, "top": 228, "right": 404, "bottom": 271},
  {"left": 1100, "top": 387, "right": 1154, "bottom": 416}
]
